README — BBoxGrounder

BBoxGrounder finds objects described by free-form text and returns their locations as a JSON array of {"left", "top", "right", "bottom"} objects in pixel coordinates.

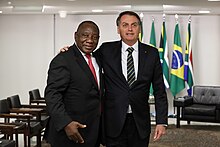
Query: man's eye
[
  {"left": 82, "top": 34, "right": 89, "bottom": 37},
  {"left": 122, "top": 24, "right": 128, "bottom": 28},
  {"left": 132, "top": 23, "right": 139, "bottom": 27},
  {"left": 93, "top": 36, "right": 98, "bottom": 40},
  {"left": 133, "top": 24, "right": 137, "bottom": 27}
]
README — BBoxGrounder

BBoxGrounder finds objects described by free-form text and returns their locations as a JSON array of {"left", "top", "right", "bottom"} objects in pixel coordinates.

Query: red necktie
[{"left": 86, "top": 54, "right": 98, "bottom": 84}]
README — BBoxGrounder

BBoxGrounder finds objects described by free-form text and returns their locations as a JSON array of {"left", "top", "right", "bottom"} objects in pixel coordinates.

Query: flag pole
[
  {"left": 188, "top": 15, "right": 191, "bottom": 23},
  {"left": 152, "top": 16, "right": 155, "bottom": 22},
  {"left": 163, "top": 13, "right": 166, "bottom": 22},
  {"left": 173, "top": 14, "right": 179, "bottom": 116},
  {"left": 175, "top": 14, "right": 178, "bottom": 24},
  {"left": 139, "top": 13, "right": 144, "bottom": 42}
]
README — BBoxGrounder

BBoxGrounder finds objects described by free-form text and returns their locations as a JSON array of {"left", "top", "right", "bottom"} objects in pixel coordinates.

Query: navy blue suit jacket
[{"left": 97, "top": 40, "right": 168, "bottom": 139}]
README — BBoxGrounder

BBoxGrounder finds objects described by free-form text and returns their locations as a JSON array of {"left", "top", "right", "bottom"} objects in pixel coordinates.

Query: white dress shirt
[
  {"left": 76, "top": 45, "right": 100, "bottom": 87},
  {"left": 121, "top": 41, "right": 139, "bottom": 113}
]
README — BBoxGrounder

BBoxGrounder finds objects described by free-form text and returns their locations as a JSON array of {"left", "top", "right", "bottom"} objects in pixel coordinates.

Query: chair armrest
[
  {"left": 21, "top": 104, "right": 46, "bottom": 109},
  {"left": 0, "top": 123, "right": 26, "bottom": 130},
  {"left": 10, "top": 108, "right": 43, "bottom": 122},
  {"left": 0, "top": 113, "right": 32, "bottom": 120},
  {"left": 10, "top": 108, "right": 43, "bottom": 114},
  {"left": 30, "top": 99, "right": 46, "bottom": 104},
  {"left": 173, "top": 96, "right": 193, "bottom": 107}
]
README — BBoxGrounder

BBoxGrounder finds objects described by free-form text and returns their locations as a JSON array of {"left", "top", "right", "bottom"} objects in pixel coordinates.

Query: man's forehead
[
  {"left": 120, "top": 15, "right": 139, "bottom": 22},
  {"left": 79, "top": 25, "right": 98, "bottom": 32}
]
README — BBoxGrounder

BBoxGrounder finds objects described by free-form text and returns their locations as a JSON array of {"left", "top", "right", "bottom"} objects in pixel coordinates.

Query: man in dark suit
[
  {"left": 44, "top": 21, "right": 103, "bottom": 147},
  {"left": 97, "top": 11, "right": 168, "bottom": 147},
  {"left": 61, "top": 11, "right": 168, "bottom": 147}
]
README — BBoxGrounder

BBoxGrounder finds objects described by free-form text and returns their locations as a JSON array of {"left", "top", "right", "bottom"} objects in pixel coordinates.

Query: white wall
[
  {"left": 0, "top": 13, "right": 220, "bottom": 114},
  {"left": 54, "top": 14, "right": 120, "bottom": 51},
  {"left": 0, "top": 14, "right": 54, "bottom": 103}
]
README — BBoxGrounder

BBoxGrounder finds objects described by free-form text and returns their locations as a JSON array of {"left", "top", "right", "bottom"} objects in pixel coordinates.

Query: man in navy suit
[
  {"left": 99, "top": 11, "right": 168, "bottom": 147},
  {"left": 61, "top": 11, "right": 168, "bottom": 147},
  {"left": 45, "top": 21, "right": 103, "bottom": 147}
]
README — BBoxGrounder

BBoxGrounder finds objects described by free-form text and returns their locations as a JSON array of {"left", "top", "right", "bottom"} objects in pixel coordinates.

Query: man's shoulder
[
  {"left": 101, "top": 40, "right": 120, "bottom": 47},
  {"left": 52, "top": 45, "right": 75, "bottom": 62},
  {"left": 59, "top": 45, "right": 76, "bottom": 56},
  {"left": 140, "top": 42, "right": 158, "bottom": 52}
]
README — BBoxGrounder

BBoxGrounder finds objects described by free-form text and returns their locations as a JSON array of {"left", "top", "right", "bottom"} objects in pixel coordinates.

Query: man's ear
[
  {"left": 74, "top": 32, "right": 77, "bottom": 40},
  {"left": 117, "top": 27, "right": 120, "bottom": 34}
]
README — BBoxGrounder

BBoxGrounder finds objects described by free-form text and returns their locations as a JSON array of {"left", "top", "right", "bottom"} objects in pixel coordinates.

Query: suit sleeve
[
  {"left": 45, "top": 55, "right": 72, "bottom": 132},
  {"left": 152, "top": 50, "right": 168, "bottom": 125}
]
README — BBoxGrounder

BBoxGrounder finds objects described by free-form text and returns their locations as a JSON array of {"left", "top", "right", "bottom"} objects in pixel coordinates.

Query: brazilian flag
[{"left": 170, "top": 23, "right": 185, "bottom": 96}]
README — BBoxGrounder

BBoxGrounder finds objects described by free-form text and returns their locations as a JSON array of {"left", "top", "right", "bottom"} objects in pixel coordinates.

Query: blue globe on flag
[{"left": 171, "top": 50, "right": 183, "bottom": 69}]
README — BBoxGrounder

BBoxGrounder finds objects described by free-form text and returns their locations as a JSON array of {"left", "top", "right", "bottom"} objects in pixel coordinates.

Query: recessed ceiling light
[
  {"left": 59, "top": 11, "right": 67, "bottom": 18},
  {"left": 123, "top": 5, "right": 132, "bottom": 8},
  {"left": 8, "top": 1, "right": 11, "bottom": 5},
  {"left": 42, "top": 5, "right": 45, "bottom": 12},
  {"left": 92, "top": 9, "right": 103, "bottom": 13},
  {"left": 0, "top": 11, "right": 2, "bottom": 13},
  {"left": 199, "top": 10, "right": 210, "bottom": 13},
  {"left": 13, "top": 6, "right": 43, "bottom": 12}
]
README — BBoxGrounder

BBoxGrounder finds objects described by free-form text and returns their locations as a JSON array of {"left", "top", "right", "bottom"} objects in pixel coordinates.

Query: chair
[
  {"left": 0, "top": 138, "right": 16, "bottom": 147},
  {"left": 8, "top": 94, "right": 49, "bottom": 140},
  {"left": 174, "top": 85, "right": 220, "bottom": 128},
  {"left": 6, "top": 95, "right": 43, "bottom": 147},
  {"left": 7, "top": 94, "right": 49, "bottom": 123},
  {"left": 29, "top": 89, "right": 46, "bottom": 106},
  {"left": 28, "top": 89, "right": 49, "bottom": 139},
  {"left": 0, "top": 99, "right": 28, "bottom": 147}
]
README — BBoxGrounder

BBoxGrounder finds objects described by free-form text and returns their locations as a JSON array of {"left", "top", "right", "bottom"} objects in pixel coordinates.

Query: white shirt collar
[{"left": 121, "top": 41, "right": 138, "bottom": 52}]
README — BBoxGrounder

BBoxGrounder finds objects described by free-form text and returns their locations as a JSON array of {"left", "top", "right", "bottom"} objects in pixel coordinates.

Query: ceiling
[{"left": 1, "top": 0, "right": 220, "bottom": 15}]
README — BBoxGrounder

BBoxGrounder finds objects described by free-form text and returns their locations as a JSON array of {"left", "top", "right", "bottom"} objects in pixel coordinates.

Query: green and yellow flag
[
  {"left": 159, "top": 21, "right": 170, "bottom": 89},
  {"left": 149, "top": 20, "right": 156, "bottom": 47},
  {"left": 170, "top": 22, "right": 185, "bottom": 96}
]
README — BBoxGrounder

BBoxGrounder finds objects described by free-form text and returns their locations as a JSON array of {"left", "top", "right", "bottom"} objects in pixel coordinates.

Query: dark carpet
[
  {"left": 149, "top": 124, "right": 220, "bottom": 147},
  {"left": 41, "top": 124, "right": 220, "bottom": 147}
]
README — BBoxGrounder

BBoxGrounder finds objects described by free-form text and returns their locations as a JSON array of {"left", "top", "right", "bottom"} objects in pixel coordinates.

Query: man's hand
[
  {"left": 64, "top": 121, "right": 86, "bottom": 143},
  {"left": 60, "top": 46, "right": 69, "bottom": 52},
  {"left": 153, "top": 124, "right": 166, "bottom": 141}
]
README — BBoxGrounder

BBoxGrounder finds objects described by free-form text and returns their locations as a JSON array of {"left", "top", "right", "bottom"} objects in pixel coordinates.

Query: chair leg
[
  {"left": 37, "top": 131, "right": 42, "bottom": 147},
  {"left": 28, "top": 135, "right": 31, "bottom": 147},
  {"left": 24, "top": 133, "right": 27, "bottom": 147},
  {"left": 176, "top": 106, "right": 181, "bottom": 128},
  {"left": 15, "top": 134, "right": 19, "bottom": 147}
]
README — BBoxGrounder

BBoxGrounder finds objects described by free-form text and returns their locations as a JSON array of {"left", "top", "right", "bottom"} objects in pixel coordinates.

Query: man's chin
[{"left": 83, "top": 48, "right": 94, "bottom": 54}]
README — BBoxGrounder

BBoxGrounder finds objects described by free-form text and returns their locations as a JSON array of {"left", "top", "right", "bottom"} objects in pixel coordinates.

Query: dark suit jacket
[
  {"left": 97, "top": 40, "right": 168, "bottom": 139},
  {"left": 45, "top": 44, "right": 103, "bottom": 147}
]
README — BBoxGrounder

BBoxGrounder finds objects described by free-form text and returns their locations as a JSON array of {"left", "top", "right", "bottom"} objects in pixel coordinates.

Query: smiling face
[
  {"left": 117, "top": 14, "right": 141, "bottom": 46},
  {"left": 75, "top": 22, "right": 100, "bottom": 54}
]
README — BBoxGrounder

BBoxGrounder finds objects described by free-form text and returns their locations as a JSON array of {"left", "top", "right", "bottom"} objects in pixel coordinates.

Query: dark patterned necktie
[{"left": 127, "top": 47, "right": 135, "bottom": 87}]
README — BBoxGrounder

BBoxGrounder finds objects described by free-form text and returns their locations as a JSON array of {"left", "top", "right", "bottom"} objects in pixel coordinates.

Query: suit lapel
[
  {"left": 93, "top": 52, "right": 103, "bottom": 90},
  {"left": 71, "top": 45, "right": 99, "bottom": 89},
  {"left": 137, "top": 42, "right": 148, "bottom": 81},
  {"left": 112, "top": 42, "right": 128, "bottom": 85}
]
